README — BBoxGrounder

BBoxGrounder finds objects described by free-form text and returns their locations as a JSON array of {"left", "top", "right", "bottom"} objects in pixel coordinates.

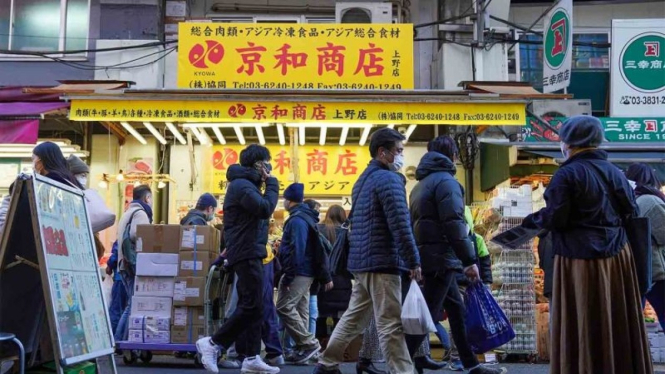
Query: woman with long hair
[
  {"left": 33, "top": 142, "right": 82, "bottom": 189},
  {"left": 626, "top": 163, "right": 665, "bottom": 332},
  {"left": 316, "top": 205, "right": 353, "bottom": 351},
  {"left": 521, "top": 116, "right": 652, "bottom": 374}
]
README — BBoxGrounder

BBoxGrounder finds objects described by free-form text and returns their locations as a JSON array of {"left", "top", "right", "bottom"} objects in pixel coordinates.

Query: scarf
[
  {"left": 635, "top": 185, "right": 665, "bottom": 204},
  {"left": 132, "top": 199, "right": 153, "bottom": 223}
]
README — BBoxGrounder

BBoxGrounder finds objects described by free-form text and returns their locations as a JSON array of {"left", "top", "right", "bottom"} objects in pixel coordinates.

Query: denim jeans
[
  {"left": 109, "top": 279, "right": 129, "bottom": 334},
  {"left": 114, "top": 268, "right": 135, "bottom": 341},
  {"left": 434, "top": 322, "right": 451, "bottom": 351}
]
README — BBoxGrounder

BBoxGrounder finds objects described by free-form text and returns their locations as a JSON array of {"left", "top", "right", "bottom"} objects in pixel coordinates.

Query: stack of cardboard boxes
[
  {"left": 129, "top": 225, "right": 181, "bottom": 344},
  {"left": 172, "top": 225, "right": 220, "bottom": 344}
]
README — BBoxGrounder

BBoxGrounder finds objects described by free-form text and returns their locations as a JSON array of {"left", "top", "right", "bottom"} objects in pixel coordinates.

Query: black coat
[
  {"left": 316, "top": 225, "right": 352, "bottom": 317},
  {"left": 223, "top": 165, "right": 279, "bottom": 266},
  {"left": 409, "top": 152, "right": 476, "bottom": 274},
  {"left": 180, "top": 209, "right": 208, "bottom": 226},
  {"left": 523, "top": 150, "right": 638, "bottom": 259},
  {"left": 537, "top": 231, "right": 554, "bottom": 299}
]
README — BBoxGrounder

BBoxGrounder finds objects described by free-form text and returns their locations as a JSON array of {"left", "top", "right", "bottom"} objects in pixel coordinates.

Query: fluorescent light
[
  {"left": 359, "top": 125, "right": 372, "bottom": 146},
  {"left": 277, "top": 124, "right": 286, "bottom": 145},
  {"left": 189, "top": 127, "right": 208, "bottom": 145},
  {"left": 211, "top": 127, "right": 227, "bottom": 145},
  {"left": 387, "top": 124, "right": 395, "bottom": 129},
  {"left": 165, "top": 122, "right": 186, "bottom": 145},
  {"left": 255, "top": 125, "right": 266, "bottom": 145},
  {"left": 319, "top": 126, "right": 327, "bottom": 146},
  {"left": 143, "top": 122, "right": 167, "bottom": 145},
  {"left": 201, "top": 129, "right": 214, "bottom": 148},
  {"left": 183, "top": 123, "right": 270, "bottom": 128},
  {"left": 233, "top": 126, "right": 246, "bottom": 145},
  {"left": 339, "top": 126, "right": 349, "bottom": 146},
  {"left": 285, "top": 123, "right": 366, "bottom": 129},
  {"left": 120, "top": 122, "right": 147, "bottom": 145},
  {"left": 403, "top": 125, "right": 418, "bottom": 143},
  {"left": 299, "top": 126, "right": 306, "bottom": 146}
]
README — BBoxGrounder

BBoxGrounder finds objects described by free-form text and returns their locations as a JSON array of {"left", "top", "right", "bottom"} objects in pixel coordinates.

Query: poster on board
[{"left": 32, "top": 174, "right": 115, "bottom": 364}]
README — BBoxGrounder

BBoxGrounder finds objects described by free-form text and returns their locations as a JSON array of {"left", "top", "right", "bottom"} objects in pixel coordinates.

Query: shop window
[
  {"left": 518, "top": 32, "right": 610, "bottom": 89},
  {"left": 0, "top": 0, "right": 90, "bottom": 55}
]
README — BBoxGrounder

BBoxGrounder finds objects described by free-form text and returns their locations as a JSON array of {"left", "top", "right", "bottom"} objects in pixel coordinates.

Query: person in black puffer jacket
[
  {"left": 409, "top": 136, "right": 505, "bottom": 374},
  {"left": 196, "top": 145, "right": 280, "bottom": 374}
]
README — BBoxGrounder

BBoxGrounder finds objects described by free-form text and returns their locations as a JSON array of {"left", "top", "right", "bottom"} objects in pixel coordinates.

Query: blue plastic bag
[{"left": 464, "top": 282, "right": 515, "bottom": 353}]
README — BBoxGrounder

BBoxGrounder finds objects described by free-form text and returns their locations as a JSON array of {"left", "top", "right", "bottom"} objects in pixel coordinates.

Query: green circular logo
[
  {"left": 544, "top": 9, "right": 571, "bottom": 69},
  {"left": 620, "top": 32, "right": 665, "bottom": 93}
]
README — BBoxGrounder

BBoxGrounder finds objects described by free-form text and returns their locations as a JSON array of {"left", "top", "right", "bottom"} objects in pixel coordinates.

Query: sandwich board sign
[
  {"left": 611, "top": 19, "right": 665, "bottom": 117},
  {"left": 542, "top": 0, "right": 573, "bottom": 93},
  {"left": 0, "top": 173, "right": 116, "bottom": 374}
]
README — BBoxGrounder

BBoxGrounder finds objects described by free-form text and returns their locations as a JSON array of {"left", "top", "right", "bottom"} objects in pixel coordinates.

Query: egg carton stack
[{"left": 489, "top": 185, "right": 538, "bottom": 357}]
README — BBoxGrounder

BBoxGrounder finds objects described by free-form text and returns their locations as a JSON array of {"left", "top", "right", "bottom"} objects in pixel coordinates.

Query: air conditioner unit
[
  {"left": 335, "top": 2, "right": 395, "bottom": 24},
  {"left": 530, "top": 99, "right": 592, "bottom": 118}
]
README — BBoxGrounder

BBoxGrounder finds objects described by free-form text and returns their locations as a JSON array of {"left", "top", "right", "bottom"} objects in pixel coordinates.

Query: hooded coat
[
  {"left": 223, "top": 164, "right": 279, "bottom": 266},
  {"left": 409, "top": 152, "right": 476, "bottom": 274},
  {"left": 180, "top": 209, "right": 208, "bottom": 226}
]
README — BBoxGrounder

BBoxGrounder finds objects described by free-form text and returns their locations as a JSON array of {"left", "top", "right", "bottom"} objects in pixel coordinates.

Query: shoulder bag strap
[
  {"left": 582, "top": 160, "right": 627, "bottom": 220},
  {"left": 347, "top": 167, "right": 382, "bottom": 222}
]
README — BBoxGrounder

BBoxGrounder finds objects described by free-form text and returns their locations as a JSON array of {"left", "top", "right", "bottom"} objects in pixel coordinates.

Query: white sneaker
[
  {"left": 195, "top": 337, "right": 220, "bottom": 373},
  {"left": 241, "top": 356, "right": 280, "bottom": 374}
]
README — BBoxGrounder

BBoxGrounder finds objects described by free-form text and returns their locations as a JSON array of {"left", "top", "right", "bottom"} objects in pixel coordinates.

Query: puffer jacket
[
  {"left": 180, "top": 209, "right": 208, "bottom": 226},
  {"left": 410, "top": 152, "right": 476, "bottom": 274},
  {"left": 223, "top": 164, "right": 279, "bottom": 266},
  {"left": 347, "top": 160, "right": 420, "bottom": 274},
  {"left": 636, "top": 194, "right": 665, "bottom": 282}
]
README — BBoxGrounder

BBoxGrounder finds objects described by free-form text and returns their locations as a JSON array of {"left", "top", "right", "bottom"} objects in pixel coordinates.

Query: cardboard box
[
  {"left": 130, "top": 296, "right": 173, "bottom": 318},
  {"left": 173, "top": 306, "right": 205, "bottom": 326},
  {"left": 171, "top": 324, "right": 205, "bottom": 344},
  {"left": 136, "top": 253, "right": 179, "bottom": 277},
  {"left": 129, "top": 315, "right": 171, "bottom": 332},
  {"left": 174, "top": 277, "right": 206, "bottom": 306},
  {"left": 180, "top": 226, "right": 220, "bottom": 252},
  {"left": 136, "top": 225, "right": 181, "bottom": 253},
  {"left": 128, "top": 329, "right": 170, "bottom": 344},
  {"left": 134, "top": 276, "right": 176, "bottom": 297},
  {"left": 178, "top": 251, "right": 216, "bottom": 277}
]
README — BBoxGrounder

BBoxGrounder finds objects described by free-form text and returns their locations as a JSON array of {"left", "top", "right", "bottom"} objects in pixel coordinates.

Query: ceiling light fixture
[
  {"left": 339, "top": 126, "right": 349, "bottom": 146},
  {"left": 120, "top": 122, "right": 147, "bottom": 145},
  {"left": 143, "top": 122, "right": 167, "bottom": 145},
  {"left": 299, "top": 126, "right": 306, "bottom": 146},
  {"left": 165, "top": 122, "right": 187, "bottom": 145},
  {"left": 233, "top": 125, "right": 246, "bottom": 145},
  {"left": 403, "top": 125, "right": 418, "bottom": 143},
  {"left": 255, "top": 125, "right": 266, "bottom": 145},
  {"left": 277, "top": 124, "right": 286, "bottom": 145},
  {"left": 359, "top": 125, "right": 372, "bottom": 146},
  {"left": 319, "top": 126, "right": 327, "bottom": 146},
  {"left": 211, "top": 126, "right": 226, "bottom": 145}
]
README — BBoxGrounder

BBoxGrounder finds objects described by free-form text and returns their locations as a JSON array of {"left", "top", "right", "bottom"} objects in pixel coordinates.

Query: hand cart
[{"left": 117, "top": 264, "right": 233, "bottom": 366}]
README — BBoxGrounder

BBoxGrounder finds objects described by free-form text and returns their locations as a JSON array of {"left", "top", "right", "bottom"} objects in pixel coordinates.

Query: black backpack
[{"left": 287, "top": 212, "right": 332, "bottom": 279}]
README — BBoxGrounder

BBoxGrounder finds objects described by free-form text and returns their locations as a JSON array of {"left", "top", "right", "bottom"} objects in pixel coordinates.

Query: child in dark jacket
[{"left": 106, "top": 241, "right": 128, "bottom": 334}]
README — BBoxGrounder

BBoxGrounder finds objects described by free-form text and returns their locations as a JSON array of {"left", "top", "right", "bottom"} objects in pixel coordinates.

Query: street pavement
[{"left": 115, "top": 355, "right": 665, "bottom": 374}]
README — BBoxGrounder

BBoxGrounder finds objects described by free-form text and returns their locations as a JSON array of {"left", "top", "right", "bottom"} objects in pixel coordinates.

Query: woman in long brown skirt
[{"left": 521, "top": 115, "right": 653, "bottom": 374}]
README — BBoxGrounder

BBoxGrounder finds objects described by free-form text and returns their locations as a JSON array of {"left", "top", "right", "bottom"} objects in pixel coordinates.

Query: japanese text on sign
[
  {"left": 524, "top": 117, "right": 665, "bottom": 142},
  {"left": 70, "top": 100, "right": 526, "bottom": 126},
  {"left": 206, "top": 145, "right": 371, "bottom": 196},
  {"left": 178, "top": 23, "right": 414, "bottom": 90}
]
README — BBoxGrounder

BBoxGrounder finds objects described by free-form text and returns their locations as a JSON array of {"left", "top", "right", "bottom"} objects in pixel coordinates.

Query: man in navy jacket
[{"left": 314, "top": 128, "right": 421, "bottom": 374}]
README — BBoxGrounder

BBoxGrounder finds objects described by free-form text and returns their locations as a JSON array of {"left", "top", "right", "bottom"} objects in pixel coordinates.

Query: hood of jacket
[
  {"left": 227, "top": 164, "right": 262, "bottom": 185},
  {"left": 181, "top": 209, "right": 208, "bottom": 225},
  {"left": 415, "top": 152, "right": 456, "bottom": 181},
  {"left": 288, "top": 203, "right": 320, "bottom": 222}
]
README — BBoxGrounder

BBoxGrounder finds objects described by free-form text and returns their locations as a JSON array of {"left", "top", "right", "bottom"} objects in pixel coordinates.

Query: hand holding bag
[
  {"left": 401, "top": 279, "right": 437, "bottom": 335},
  {"left": 464, "top": 282, "right": 515, "bottom": 353}
]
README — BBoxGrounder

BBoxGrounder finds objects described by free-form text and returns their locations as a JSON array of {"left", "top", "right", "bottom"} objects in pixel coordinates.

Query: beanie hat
[
  {"left": 284, "top": 183, "right": 304, "bottom": 203},
  {"left": 197, "top": 193, "right": 218, "bottom": 208},
  {"left": 67, "top": 155, "right": 90, "bottom": 174},
  {"left": 559, "top": 115, "right": 605, "bottom": 148}
]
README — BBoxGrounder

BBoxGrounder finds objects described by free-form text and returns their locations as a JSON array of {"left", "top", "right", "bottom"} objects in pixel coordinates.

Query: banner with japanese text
[
  {"left": 178, "top": 23, "right": 414, "bottom": 90},
  {"left": 70, "top": 99, "right": 526, "bottom": 126},
  {"left": 524, "top": 117, "right": 665, "bottom": 142},
  {"left": 542, "top": 0, "right": 573, "bottom": 93},
  {"left": 205, "top": 145, "right": 372, "bottom": 196}
]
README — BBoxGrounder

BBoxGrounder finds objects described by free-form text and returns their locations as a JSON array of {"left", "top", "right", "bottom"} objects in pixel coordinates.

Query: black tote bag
[{"left": 585, "top": 161, "right": 653, "bottom": 296}]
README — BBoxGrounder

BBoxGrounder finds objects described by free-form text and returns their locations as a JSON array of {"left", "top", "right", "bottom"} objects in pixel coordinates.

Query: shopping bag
[
  {"left": 464, "top": 282, "right": 515, "bottom": 353},
  {"left": 84, "top": 188, "right": 116, "bottom": 233},
  {"left": 401, "top": 280, "right": 437, "bottom": 335}
]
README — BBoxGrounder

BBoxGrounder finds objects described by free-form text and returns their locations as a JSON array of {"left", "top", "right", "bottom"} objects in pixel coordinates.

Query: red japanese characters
[{"left": 42, "top": 225, "right": 69, "bottom": 257}]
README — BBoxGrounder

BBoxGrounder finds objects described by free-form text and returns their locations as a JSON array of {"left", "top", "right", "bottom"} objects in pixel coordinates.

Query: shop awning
[{"left": 0, "top": 102, "right": 70, "bottom": 120}]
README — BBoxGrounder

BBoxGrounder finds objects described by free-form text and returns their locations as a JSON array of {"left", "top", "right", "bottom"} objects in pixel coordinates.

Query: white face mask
[
  {"left": 76, "top": 175, "right": 88, "bottom": 187},
  {"left": 390, "top": 153, "right": 405, "bottom": 172}
]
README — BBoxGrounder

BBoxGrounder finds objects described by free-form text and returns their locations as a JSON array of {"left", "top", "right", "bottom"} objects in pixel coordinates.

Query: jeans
[
  {"left": 212, "top": 259, "right": 264, "bottom": 357},
  {"left": 407, "top": 271, "right": 479, "bottom": 370},
  {"left": 276, "top": 276, "right": 318, "bottom": 349},
  {"left": 434, "top": 322, "right": 451, "bottom": 351},
  {"left": 109, "top": 279, "right": 129, "bottom": 334},
  {"left": 309, "top": 295, "right": 318, "bottom": 335},
  {"left": 643, "top": 279, "right": 665, "bottom": 331},
  {"left": 260, "top": 261, "right": 283, "bottom": 357},
  {"left": 114, "top": 268, "right": 135, "bottom": 342},
  {"left": 319, "top": 272, "right": 413, "bottom": 374}
]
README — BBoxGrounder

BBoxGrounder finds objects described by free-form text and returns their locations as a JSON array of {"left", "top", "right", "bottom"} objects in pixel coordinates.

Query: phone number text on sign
[
  {"left": 619, "top": 95, "right": 665, "bottom": 106},
  {"left": 178, "top": 23, "right": 414, "bottom": 90}
]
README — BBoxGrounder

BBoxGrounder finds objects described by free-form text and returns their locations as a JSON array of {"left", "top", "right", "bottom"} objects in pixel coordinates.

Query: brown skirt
[{"left": 551, "top": 245, "right": 653, "bottom": 374}]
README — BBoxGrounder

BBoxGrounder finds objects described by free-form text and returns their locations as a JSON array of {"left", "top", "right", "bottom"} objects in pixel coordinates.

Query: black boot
[
  {"left": 356, "top": 358, "right": 387, "bottom": 374},
  {"left": 414, "top": 355, "right": 446, "bottom": 374},
  {"left": 312, "top": 364, "right": 342, "bottom": 374}
]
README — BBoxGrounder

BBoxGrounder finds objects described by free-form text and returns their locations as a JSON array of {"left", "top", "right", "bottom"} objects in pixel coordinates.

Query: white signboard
[
  {"left": 611, "top": 19, "right": 665, "bottom": 117},
  {"left": 542, "top": 0, "right": 573, "bottom": 93}
]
